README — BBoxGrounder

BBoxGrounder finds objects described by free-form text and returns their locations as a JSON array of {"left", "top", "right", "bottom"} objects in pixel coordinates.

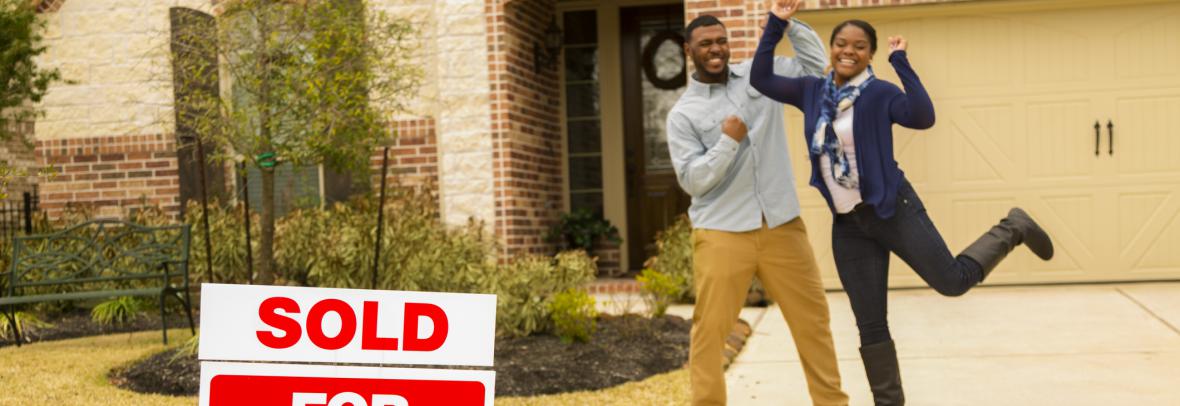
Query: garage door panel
[
  {"left": 1118, "top": 191, "right": 1169, "bottom": 256},
  {"left": 1026, "top": 99, "right": 1098, "bottom": 180},
  {"left": 1118, "top": 187, "right": 1180, "bottom": 275},
  {"left": 1131, "top": 209, "right": 1180, "bottom": 273},
  {"left": 1020, "top": 19, "right": 1094, "bottom": 85},
  {"left": 950, "top": 121, "right": 1007, "bottom": 184},
  {"left": 1114, "top": 6, "right": 1180, "bottom": 81},
  {"left": 939, "top": 16, "right": 1013, "bottom": 90},
  {"left": 963, "top": 104, "right": 1022, "bottom": 170},
  {"left": 1114, "top": 95, "right": 1180, "bottom": 175},
  {"left": 1038, "top": 194, "right": 1101, "bottom": 270}
]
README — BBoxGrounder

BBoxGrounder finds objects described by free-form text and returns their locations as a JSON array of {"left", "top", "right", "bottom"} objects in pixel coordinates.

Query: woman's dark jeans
[{"left": 833, "top": 180, "right": 984, "bottom": 346}]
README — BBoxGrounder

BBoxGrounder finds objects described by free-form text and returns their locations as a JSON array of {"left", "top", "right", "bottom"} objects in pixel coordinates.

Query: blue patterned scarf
[{"left": 812, "top": 67, "right": 875, "bottom": 189}]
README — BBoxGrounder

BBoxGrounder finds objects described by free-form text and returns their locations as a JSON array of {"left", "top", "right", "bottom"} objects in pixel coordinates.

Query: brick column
[{"left": 486, "top": 0, "right": 564, "bottom": 256}]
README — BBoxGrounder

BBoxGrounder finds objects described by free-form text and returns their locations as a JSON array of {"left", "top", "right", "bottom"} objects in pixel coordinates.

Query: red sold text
[{"left": 256, "top": 297, "right": 449, "bottom": 351}]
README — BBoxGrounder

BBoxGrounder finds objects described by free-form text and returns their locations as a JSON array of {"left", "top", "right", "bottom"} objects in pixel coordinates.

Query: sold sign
[
  {"left": 200, "top": 362, "right": 494, "bottom": 406},
  {"left": 198, "top": 284, "right": 497, "bottom": 406},
  {"left": 199, "top": 284, "right": 496, "bottom": 366}
]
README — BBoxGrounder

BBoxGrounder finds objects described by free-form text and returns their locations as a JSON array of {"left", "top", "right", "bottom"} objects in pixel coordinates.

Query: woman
[{"left": 750, "top": 1, "right": 1055, "bottom": 405}]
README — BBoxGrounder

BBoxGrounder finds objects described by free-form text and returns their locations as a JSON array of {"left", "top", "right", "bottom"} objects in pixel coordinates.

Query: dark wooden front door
[{"left": 620, "top": 4, "right": 690, "bottom": 271}]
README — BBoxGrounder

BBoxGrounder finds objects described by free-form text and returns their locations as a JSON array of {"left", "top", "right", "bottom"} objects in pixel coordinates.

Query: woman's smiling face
[{"left": 830, "top": 24, "right": 874, "bottom": 82}]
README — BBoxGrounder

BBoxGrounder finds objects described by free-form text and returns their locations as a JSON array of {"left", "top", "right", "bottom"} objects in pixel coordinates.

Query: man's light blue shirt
[{"left": 666, "top": 19, "right": 826, "bottom": 232}]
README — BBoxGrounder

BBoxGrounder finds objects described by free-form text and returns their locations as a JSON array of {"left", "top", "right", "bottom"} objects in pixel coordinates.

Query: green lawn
[{"left": 0, "top": 330, "right": 690, "bottom": 405}]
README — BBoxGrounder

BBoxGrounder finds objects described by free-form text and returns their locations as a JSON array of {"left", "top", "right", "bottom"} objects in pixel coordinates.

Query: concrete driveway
[{"left": 725, "top": 282, "right": 1180, "bottom": 405}]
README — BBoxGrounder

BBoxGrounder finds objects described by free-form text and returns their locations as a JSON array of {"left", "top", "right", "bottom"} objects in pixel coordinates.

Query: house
[{"left": 13, "top": 0, "right": 1180, "bottom": 285}]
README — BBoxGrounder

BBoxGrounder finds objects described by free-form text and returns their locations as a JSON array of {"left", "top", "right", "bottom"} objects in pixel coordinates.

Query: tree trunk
[{"left": 257, "top": 167, "right": 277, "bottom": 285}]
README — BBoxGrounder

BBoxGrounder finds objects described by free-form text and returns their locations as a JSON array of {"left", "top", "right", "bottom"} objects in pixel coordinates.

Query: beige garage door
[{"left": 780, "top": 0, "right": 1180, "bottom": 288}]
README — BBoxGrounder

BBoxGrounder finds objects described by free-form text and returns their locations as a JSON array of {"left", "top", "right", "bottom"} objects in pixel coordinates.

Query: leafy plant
[
  {"left": 172, "top": 335, "right": 200, "bottom": 361},
  {"left": 637, "top": 268, "right": 683, "bottom": 318},
  {"left": 546, "top": 208, "right": 622, "bottom": 253},
  {"left": 490, "top": 251, "right": 597, "bottom": 338},
  {"left": 91, "top": 297, "right": 148, "bottom": 327},
  {"left": 644, "top": 215, "right": 694, "bottom": 302},
  {"left": 0, "top": 311, "right": 51, "bottom": 341},
  {"left": 548, "top": 288, "right": 597, "bottom": 344},
  {"left": 0, "top": 0, "right": 62, "bottom": 141}
]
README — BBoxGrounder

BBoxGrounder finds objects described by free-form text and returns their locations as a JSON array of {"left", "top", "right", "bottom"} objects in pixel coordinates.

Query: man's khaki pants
[{"left": 690, "top": 218, "right": 848, "bottom": 406}]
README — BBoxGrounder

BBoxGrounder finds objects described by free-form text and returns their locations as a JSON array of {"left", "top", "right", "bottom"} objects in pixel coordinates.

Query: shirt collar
[
  {"left": 848, "top": 67, "right": 872, "bottom": 87},
  {"left": 687, "top": 64, "right": 742, "bottom": 97}
]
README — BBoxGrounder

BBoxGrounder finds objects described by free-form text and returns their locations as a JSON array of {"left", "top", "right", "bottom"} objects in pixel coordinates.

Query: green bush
[
  {"left": 637, "top": 268, "right": 683, "bottom": 318},
  {"left": 645, "top": 215, "right": 694, "bottom": 302},
  {"left": 91, "top": 296, "right": 149, "bottom": 326},
  {"left": 277, "top": 188, "right": 492, "bottom": 293},
  {"left": 184, "top": 199, "right": 257, "bottom": 285},
  {"left": 548, "top": 288, "right": 597, "bottom": 344},
  {"left": 490, "top": 250, "right": 597, "bottom": 338}
]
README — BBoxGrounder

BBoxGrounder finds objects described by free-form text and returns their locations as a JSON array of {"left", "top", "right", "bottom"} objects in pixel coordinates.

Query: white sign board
[{"left": 199, "top": 284, "right": 497, "bottom": 367}]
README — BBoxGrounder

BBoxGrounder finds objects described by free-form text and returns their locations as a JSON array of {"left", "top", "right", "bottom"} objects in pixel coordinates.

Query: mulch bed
[
  {"left": 0, "top": 308, "right": 194, "bottom": 348},
  {"left": 110, "top": 314, "right": 694, "bottom": 398}
]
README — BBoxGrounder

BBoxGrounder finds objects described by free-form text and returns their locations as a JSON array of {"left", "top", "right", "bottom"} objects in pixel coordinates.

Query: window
[{"left": 563, "top": 10, "right": 603, "bottom": 216}]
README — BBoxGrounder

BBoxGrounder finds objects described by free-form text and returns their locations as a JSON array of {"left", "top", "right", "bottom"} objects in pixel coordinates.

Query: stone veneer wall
[{"left": 368, "top": 0, "right": 496, "bottom": 231}]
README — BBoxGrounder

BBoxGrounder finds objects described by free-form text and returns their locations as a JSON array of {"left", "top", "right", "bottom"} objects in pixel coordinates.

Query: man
[{"left": 667, "top": 2, "right": 848, "bottom": 405}]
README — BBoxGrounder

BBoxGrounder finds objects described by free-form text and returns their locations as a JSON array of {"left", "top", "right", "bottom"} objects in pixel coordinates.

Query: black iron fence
[{"left": 0, "top": 187, "right": 40, "bottom": 243}]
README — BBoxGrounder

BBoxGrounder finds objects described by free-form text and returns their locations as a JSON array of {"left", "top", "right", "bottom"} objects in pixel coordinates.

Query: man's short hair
[{"left": 686, "top": 15, "right": 725, "bottom": 43}]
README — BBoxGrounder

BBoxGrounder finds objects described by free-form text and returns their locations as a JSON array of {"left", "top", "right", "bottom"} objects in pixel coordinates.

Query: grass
[
  {"left": 0, "top": 329, "right": 195, "bottom": 406},
  {"left": 0, "top": 330, "right": 691, "bottom": 405}
]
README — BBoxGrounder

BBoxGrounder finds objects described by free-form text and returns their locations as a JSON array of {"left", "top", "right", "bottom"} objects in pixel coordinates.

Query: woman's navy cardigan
[{"left": 751, "top": 14, "right": 936, "bottom": 219}]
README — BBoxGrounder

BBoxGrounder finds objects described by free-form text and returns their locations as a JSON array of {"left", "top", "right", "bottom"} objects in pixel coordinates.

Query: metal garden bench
[{"left": 1, "top": 219, "right": 195, "bottom": 346}]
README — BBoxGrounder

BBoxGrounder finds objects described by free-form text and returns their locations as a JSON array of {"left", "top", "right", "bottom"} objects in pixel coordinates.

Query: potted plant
[{"left": 546, "top": 208, "right": 623, "bottom": 261}]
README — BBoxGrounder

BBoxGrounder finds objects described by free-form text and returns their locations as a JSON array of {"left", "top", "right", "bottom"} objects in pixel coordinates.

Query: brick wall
[
  {"left": 487, "top": 0, "right": 564, "bottom": 257},
  {"left": 686, "top": 0, "right": 974, "bottom": 61},
  {"left": 371, "top": 117, "right": 439, "bottom": 192},
  {"left": 35, "top": 134, "right": 180, "bottom": 218}
]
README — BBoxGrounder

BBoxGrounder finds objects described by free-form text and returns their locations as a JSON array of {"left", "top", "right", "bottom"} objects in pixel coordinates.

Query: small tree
[
  {"left": 170, "top": 0, "right": 420, "bottom": 284},
  {"left": 0, "top": 0, "right": 60, "bottom": 141},
  {"left": 0, "top": 0, "right": 62, "bottom": 199}
]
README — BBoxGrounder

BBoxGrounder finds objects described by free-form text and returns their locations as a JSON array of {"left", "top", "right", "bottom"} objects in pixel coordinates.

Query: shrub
[
  {"left": 279, "top": 188, "right": 492, "bottom": 293},
  {"left": 91, "top": 296, "right": 149, "bottom": 326},
  {"left": 548, "top": 288, "right": 597, "bottom": 344},
  {"left": 645, "top": 215, "right": 694, "bottom": 301},
  {"left": 490, "top": 250, "right": 597, "bottom": 338},
  {"left": 184, "top": 199, "right": 257, "bottom": 285},
  {"left": 637, "top": 268, "right": 683, "bottom": 318}
]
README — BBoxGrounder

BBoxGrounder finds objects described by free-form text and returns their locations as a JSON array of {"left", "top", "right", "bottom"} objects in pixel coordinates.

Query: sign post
[{"left": 198, "top": 284, "right": 497, "bottom": 406}]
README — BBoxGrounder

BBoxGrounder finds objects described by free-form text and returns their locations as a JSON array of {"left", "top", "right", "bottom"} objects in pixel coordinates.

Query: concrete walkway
[{"left": 724, "top": 282, "right": 1180, "bottom": 405}]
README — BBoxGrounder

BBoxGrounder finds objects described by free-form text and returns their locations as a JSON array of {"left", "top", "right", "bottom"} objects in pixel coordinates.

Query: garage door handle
[
  {"left": 1107, "top": 120, "right": 1114, "bottom": 156},
  {"left": 1094, "top": 121, "right": 1101, "bottom": 156}
]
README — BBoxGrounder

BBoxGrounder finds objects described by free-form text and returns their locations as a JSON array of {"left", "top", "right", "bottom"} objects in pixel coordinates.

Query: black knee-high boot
[
  {"left": 960, "top": 207, "right": 1054, "bottom": 280},
  {"left": 860, "top": 340, "right": 904, "bottom": 406}
]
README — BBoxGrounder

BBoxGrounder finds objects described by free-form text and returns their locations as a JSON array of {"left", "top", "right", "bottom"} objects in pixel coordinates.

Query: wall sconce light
[{"left": 534, "top": 17, "right": 563, "bottom": 73}]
